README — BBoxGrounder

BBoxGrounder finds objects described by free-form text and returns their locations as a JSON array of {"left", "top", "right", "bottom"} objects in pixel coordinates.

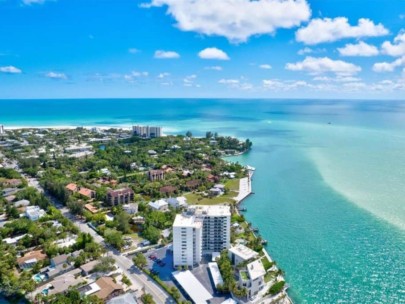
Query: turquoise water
[{"left": 1, "top": 99, "right": 405, "bottom": 303}]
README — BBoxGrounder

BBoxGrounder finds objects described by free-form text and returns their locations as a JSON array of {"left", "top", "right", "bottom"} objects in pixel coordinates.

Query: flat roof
[
  {"left": 172, "top": 270, "right": 212, "bottom": 304},
  {"left": 208, "top": 262, "right": 224, "bottom": 289},
  {"left": 188, "top": 205, "right": 231, "bottom": 217},
  {"left": 173, "top": 214, "right": 202, "bottom": 228},
  {"left": 247, "top": 260, "right": 266, "bottom": 281},
  {"left": 229, "top": 244, "right": 259, "bottom": 261}
]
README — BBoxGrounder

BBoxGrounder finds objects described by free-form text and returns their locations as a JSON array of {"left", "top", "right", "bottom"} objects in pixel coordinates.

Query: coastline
[{"left": 234, "top": 169, "right": 292, "bottom": 304}]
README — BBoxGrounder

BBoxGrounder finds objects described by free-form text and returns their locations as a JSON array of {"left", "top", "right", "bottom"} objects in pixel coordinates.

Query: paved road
[{"left": 10, "top": 160, "right": 172, "bottom": 304}]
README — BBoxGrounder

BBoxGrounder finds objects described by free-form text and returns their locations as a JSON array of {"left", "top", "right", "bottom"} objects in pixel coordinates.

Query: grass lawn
[
  {"left": 185, "top": 192, "right": 237, "bottom": 205},
  {"left": 264, "top": 271, "right": 276, "bottom": 283},
  {"left": 261, "top": 255, "right": 273, "bottom": 271},
  {"left": 225, "top": 178, "right": 240, "bottom": 191}
]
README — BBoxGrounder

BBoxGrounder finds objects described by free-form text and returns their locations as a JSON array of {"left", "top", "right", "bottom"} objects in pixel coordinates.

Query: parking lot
[{"left": 142, "top": 247, "right": 230, "bottom": 304}]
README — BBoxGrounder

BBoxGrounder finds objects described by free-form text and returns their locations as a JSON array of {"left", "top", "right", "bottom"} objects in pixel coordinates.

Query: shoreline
[{"left": 233, "top": 169, "right": 292, "bottom": 304}]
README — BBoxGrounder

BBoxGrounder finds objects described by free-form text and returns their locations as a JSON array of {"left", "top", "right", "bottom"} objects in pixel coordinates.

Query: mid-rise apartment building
[
  {"left": 132, "top": 125, "right": 162, "bottom": 138},
  {"left": 106, "top": 188, "right": 134, "bottom": 206},
  {"left": 173, "top": 205, "right": 231, "bottom": 267}
]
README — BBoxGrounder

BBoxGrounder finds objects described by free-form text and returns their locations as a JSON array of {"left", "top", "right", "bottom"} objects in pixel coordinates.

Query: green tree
[
  {"left": 141, "top": 293, "right": 156, "bottom": 304},
  {"left": 104, "top": 228, "right": 124, "bottom": 249},
  {"left": 142, "top": 225, "right": 160, "bottom": 244},
  {"left": 133, "top": 253, "right": 147, "bottom": 269}
]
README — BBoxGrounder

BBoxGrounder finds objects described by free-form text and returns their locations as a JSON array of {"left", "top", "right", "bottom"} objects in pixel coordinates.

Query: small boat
[
  {"left": 261, "top": 239, "right": 268, "bottom": 245},
  {"left": 238, "top": 207, "right": 247, "bottom": 212},
  {"left": 252, "top": 227, "right": 259, "bottom": 232}
]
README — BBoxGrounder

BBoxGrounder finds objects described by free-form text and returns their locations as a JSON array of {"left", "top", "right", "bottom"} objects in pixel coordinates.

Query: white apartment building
[
  {"left": 0, "top": 125, "right": 4, "bottom": 135},
  {"left": 173, "top": 214, "right": 203, "bottom": 267},
  {"left": 132, "top": 125, "right": 162, "bottom": 138},
  {"left": 239, "top": 260, "right": 266, "bottom": 299},
  {"left": 173, "top": 205, "right": 231, "bottom": 267}
]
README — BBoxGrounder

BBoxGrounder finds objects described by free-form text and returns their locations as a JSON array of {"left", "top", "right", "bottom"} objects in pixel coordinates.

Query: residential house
[
  {"left": 228, "top": 244, "right": 259, "bottom": 266},
  {"left": 17, "top": 250, "right": 47, "bottom": 270},
  {"left": 25, "top": 205, "right": 46, "bottom": 221},
  {"left": 78, "top": 187, "right": 96, "bottom": 199},
  {"left": 148, "top": 199, "right": 168, "bottom": 211},
  {"left": 167, "top": 197, "right": 187, "bottom": 209},
  {"left": 239, "top": 260, "right": 266, "bottom": 299},
  {"left": 80, "top": 260, "right": 100, "bottom": 276},
  {"left": 14, "top": 199, "right": 30, "bottom": 208},
  {"left": 94, "top": 277, "right": 124, "bottom": 301},
  {"left": 65, "top": 183, "right": 78, "bottom": 193},
  {"left": 123, "top": 203, "right": 138, "bottom": 214},
  {"left": 107, "top": 293, "right": 138, "bottom": 304},
  {"left": 159, "top": 185, "right": 177, "bottom": 195}
]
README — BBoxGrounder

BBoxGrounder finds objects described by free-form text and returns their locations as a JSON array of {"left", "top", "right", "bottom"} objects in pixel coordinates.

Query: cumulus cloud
[
  {"left": 0, "top": 66, "right": 22, "bottom": 74},
  {"left": 373, "top": 57, "right": 405, "bottom": 72},
  {"left": 143, "top": 0, "right": 311, "bottom": 43},
  {"left": 204, "top": 66, "right": 223, "bottom": 71},
  {"left": 198, "top": 48, "right": 230, "bottom": 60},
  {"left": 183, "top": 74, "right": 198, "bottom": 86},
  {"left": 338, "top": 41, "right": 379, "bottom": 57},
  {"left": 154, "top": 50, "right": 180, "bottom": 59},
  {"left": 286, "top": 56, "right": 361, "bottom": 75},
  {"left": 381, "top": 30, "right": 405, "bottom": 57},
  {"left": 259, "top": 64, "right": 272, "bottom": 70},
  {"left": 296, "top": 17, "right": 388, "bottom": 45},
  {"left": 45, "top": 72, "right": 67, "bottom": 80}
]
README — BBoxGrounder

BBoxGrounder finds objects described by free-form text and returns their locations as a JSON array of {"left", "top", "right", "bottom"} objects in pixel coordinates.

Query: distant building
[
  {"left": 123, "top": 203, "right": 138, "bottom": 214},
  {"left": 78, "top": 187, "right": 96, "bottom": 199},
  {"left": 0, "top": 125, "right": 4, "bottom": 135},
  {"left": 25, "top": 205, "right": 46, "bottom": 221},
  {"left": 147, "top": 169, "right": 165, "bottom": 181},
  {"left": 14, "top": 199, "right": 30, "bottom": 208},
  {"left": 173, "top": 205, "right": 231, "bottom": 267},
  {"left": 2, "top": 234, "right": 27, "bottom": 246},
  {"left": 106, "top": 188, "right": 134, "bottom": 206},
  {"left": 132, "top": 125, "right": 162, "bottom": 138},
  {"left": 148, "top": 199, "right": 168, "bottom": 211},
  {"left": 167, "top": 197, "right": 187, "bottom": 209},
  {"left": 65, "top": 183, "right": 78, "bottom": 193}
]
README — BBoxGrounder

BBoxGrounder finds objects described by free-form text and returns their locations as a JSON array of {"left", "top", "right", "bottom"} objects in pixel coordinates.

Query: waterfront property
[{"left": 173, "top": 205, "right": 231, "bottom": 267}]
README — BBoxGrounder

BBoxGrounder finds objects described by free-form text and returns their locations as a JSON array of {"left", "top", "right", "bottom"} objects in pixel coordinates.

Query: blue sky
[{"left": 0, "top": 0, "right": 404, "bottom": 99}]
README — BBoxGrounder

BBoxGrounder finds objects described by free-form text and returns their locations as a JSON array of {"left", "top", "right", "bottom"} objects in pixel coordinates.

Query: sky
[{"left": 0, "top": 0, "right": 404, "bottom": 99}]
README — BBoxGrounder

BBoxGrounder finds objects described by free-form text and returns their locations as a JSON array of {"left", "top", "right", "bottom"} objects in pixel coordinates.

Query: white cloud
[
  {"left": 204, "top": 66, "right": 223, "bottom": 71},
  {"left": 158, "top": 72, "right": 170, "bottom": 78},
  {"left": 259, "top": 64, "right": 272, "bottom": 70},
  {"left": 45, "top": 71, "right": 67, "bottom": 80},
  {"left": 373, "top": 57, "right": 405, "bottom": 72},
  {"left": 183, "top": 74, "right": 199, "bottom": 87},
  {"left": 123, "top": 71, "right": 149, "bottom": 82},
  {"left": 22, "top": 0, "right": 53, "bottom": 5},
  {"left": 128, "top": 48, "right": 140, "bottom": 54},
  {"left": 381, "top": 30, "right": 405, "bottom": 57},
  {"left": 313, "top": 75, "right": 361, "bottom": 83},
  {"left": 154, "top": 50, "right": 180, "bottom": 59},
  {"left": 198, "top": 48, "right": 230, "bottom": 60},
  {"left": 286, "top": 56, "right": 361, "bottom": 75},
  {"left": 262, "top": 79, "right": 311, "bottom": 90},
  {"left": 218, "top": 78, "right": 253, "bottom": 90},
  {"left": 0, "top": 66, "right": 22, "bottom": 74},
  {"left": 143, "top": 0, "right": 311, "bottom": 43},
  {"left": 338, "top": 41, "right": 379, "bottom": 57},
  {"left": 297, "top": 47, "right": 313, "bottom": 55},
  {"left": 296, "top": 17, "right": 388, "bottom": 45}
]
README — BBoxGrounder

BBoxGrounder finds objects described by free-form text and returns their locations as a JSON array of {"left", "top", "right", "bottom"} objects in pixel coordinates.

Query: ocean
[{"left": 1, "top": 99, "right": 404, "bottom": 303}]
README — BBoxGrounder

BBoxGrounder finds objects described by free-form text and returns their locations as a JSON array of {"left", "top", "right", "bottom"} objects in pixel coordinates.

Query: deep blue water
[{"left": 1, "top": 99, "right": 404, "bottom": 303}]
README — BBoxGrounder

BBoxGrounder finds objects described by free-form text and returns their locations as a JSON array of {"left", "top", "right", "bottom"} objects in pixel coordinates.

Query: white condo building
[
  {"left": 132, "top": 125, "right": 162, "bottom": 138},
  {"left": 173, "top": 205, "right": 231, "bottom": 267},
  {"left": 0, "top": 125, "right": 4, "bottom": 135}
]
